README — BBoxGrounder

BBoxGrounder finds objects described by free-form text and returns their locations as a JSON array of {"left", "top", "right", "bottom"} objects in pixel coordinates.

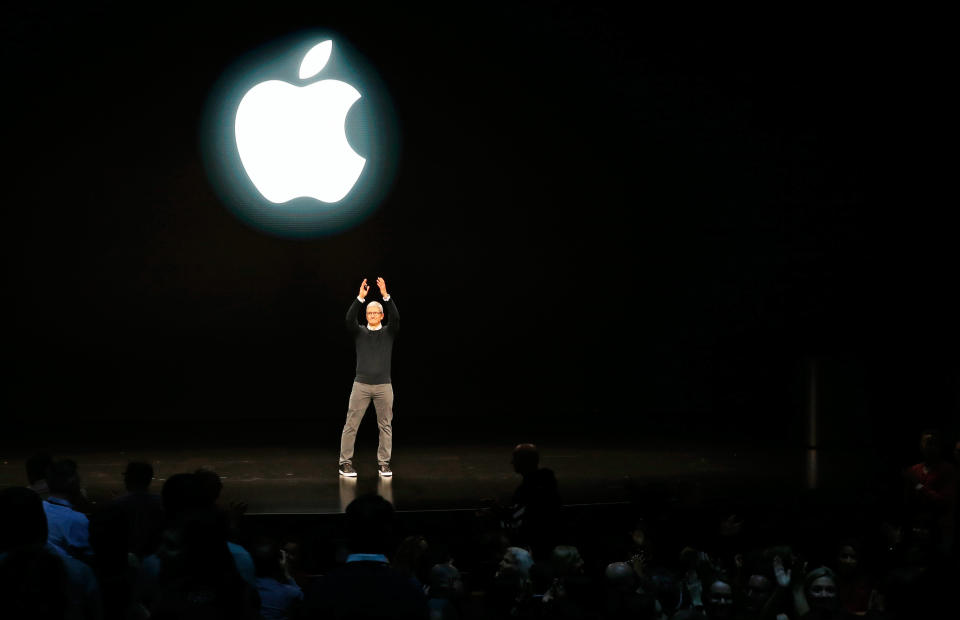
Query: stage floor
[{"left": 0, "top": 434, "right": 801, "bottom": 514}]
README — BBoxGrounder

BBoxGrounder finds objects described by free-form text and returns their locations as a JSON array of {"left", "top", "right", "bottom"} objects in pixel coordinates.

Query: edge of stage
[{"left": 1, "top": 415, "right": 849, "bottom": 516}]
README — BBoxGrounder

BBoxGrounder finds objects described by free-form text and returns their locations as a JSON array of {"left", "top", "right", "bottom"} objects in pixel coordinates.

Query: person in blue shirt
[
  {"left": 43, "top": 459, "right": 94, "bottom": 563},
  {"left": 0, "top": 486, "right": 103, "bottom": 620},
  {"left": 251, "top": 538, "right": 303, "bottom": 620}
]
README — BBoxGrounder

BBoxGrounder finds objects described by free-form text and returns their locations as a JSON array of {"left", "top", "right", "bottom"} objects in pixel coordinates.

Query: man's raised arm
[
  {"left": 346, "top": 278, "right": 369, "bottom": 332},
  {"left": 377, "top": 277, "right": 399, "bottom": 334}
]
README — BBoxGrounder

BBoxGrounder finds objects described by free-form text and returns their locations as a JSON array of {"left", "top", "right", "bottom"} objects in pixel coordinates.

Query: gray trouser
[{"left": 339, "top": 381, "right": 393, "bottom": 465}]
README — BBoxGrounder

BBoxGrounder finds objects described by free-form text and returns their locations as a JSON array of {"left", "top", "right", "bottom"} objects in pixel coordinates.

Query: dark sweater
[{"left": 346, "top": 297, "right": 400, "bottom": 384}]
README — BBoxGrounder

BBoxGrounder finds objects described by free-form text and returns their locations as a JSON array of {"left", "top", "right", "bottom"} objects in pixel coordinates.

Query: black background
[{"left": 4, "top": 4, "right": 957, "bottom": 450}]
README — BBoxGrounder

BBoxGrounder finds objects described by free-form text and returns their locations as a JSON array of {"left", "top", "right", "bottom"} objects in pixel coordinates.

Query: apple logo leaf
[{"left": 299, "top": 40, "right": 333, "bottom": 80}]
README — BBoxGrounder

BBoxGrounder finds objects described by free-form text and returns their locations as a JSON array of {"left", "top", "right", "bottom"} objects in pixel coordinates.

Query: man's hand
[
  {"left": 377, "top": 277, "right": 388, "bottom": 298},
  {"left": 227, "top": 500, "right": 248, "bottom": 534},
  {"left": 684, "top": 569, "right": 703, "bottom": 607},
  {"left": 358, "top": 278, "right": 369, "bottom": 300},
  {"left": 280, "top": 548, "right": 294, "bottom": 582},
  {"left": 772, "top": 555, "right": 791, "bottom": 588},
  {"left": 629, "top": 551, "right": 647, "bottom": 579},
  {"left": 720, "top": 514, "right": 743, "bottom": 537}
]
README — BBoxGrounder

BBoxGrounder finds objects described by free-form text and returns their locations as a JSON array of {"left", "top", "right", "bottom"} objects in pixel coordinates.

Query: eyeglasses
[{"left": 366, "top": 311, "right": 382, "bottom": 316}]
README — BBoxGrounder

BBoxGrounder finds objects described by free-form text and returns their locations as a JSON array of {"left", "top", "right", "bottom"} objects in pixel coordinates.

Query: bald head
[
  {"left": 605, "top": 562, "right": 635, "bottom": 589},
  {"left": 512, "top": 443, "right": 539, "bottom": 474}
]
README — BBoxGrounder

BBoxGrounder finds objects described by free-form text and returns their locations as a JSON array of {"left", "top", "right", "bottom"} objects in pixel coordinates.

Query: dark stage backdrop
[{"left": 4, "top": 5, "right": 957, "bottom": 449}]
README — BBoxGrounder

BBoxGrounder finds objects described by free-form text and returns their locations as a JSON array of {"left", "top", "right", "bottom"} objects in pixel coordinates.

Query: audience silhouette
[
  {"left": 44, "top": 459, "right": 94, "bottom": 562},
  {"left": 110, "top": 461, "right": 164, "bottom": 560},
  {"left": 0, "top": 486, "right": 102, "bottom": 619},
  {"left": 1, "top": 433, "right": 958, "bottom": 619},
  {"left": 300, "top": 493, "right": 428, "bottom": 619}
]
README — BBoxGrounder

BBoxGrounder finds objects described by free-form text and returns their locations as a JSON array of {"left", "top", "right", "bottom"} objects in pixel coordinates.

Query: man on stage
[{"left": 339, "top": 277, "right": 399, "bottom": 478}]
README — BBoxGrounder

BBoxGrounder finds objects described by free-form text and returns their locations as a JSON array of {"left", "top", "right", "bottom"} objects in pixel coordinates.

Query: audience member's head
[
  {"left": 45, "top": 459, "right": 80, "bottom": 497},
  {"left": 498, "top": 546, "right": 534, "bottom": 582},
  {"left": 551, "top": 545, "right": 584, "bottom": 577},
  {"left": 648, "top": 568, "right": 681, "bottom": 617},
  {"left": 429, "top": 562, "right": 463, "bottom": 596},
  {"left": 834, "top": 540, "right": 861, "bottom": 579},
  {"left": 251, "top": 537, "right": 284, "bottom": 581},
  {"left": 25, "top": 452, "right": 53, "bottom": 486},
  {"left": 741, "top": 572, "right": 773, "bottom": 615},
  {"left": 393, "top": 534, "right": 429, "bottom": 583},
  {"left": 161, "top": 472, "right": 207, "bottom": 522},
  {"left": 604, "top": 561, "right": 635, "bottom": 591},
  {"left": 604, "top": 562, "right": 659, "bottom": 619},
  {"left": 344, "top": 493, "right": 395, "bottom": 555},
  {"left": 194, "top": 468, "right": 224, "bottom": 503},
  {"left": 706, "top": 579, "right": 734, "bottom": 618},
  {"left": 919, "top": 429, "right": 943, "bottom": 464},
  {"left": 281, "top": 539, "right": 311, "bottom": 576},
  {"left": 804, "top": 566, "right": 838, "bottom": 614},
  {"left": 123, "top": 461, "right": 154, "bottom": 493},
  {"left": 159, "top": 506, "right": 233, "bottom": 581},
  {"left": 0, "top": 487, "right": 48, "bottom": 552},
  {"left": 511, "top": 443, "right": 539, "bottom": 475}
]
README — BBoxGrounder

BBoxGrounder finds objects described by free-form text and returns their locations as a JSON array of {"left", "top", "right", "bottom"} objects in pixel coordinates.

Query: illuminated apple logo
[{"left": 235, "top": 41, "right": 365, "bottom": 204}]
